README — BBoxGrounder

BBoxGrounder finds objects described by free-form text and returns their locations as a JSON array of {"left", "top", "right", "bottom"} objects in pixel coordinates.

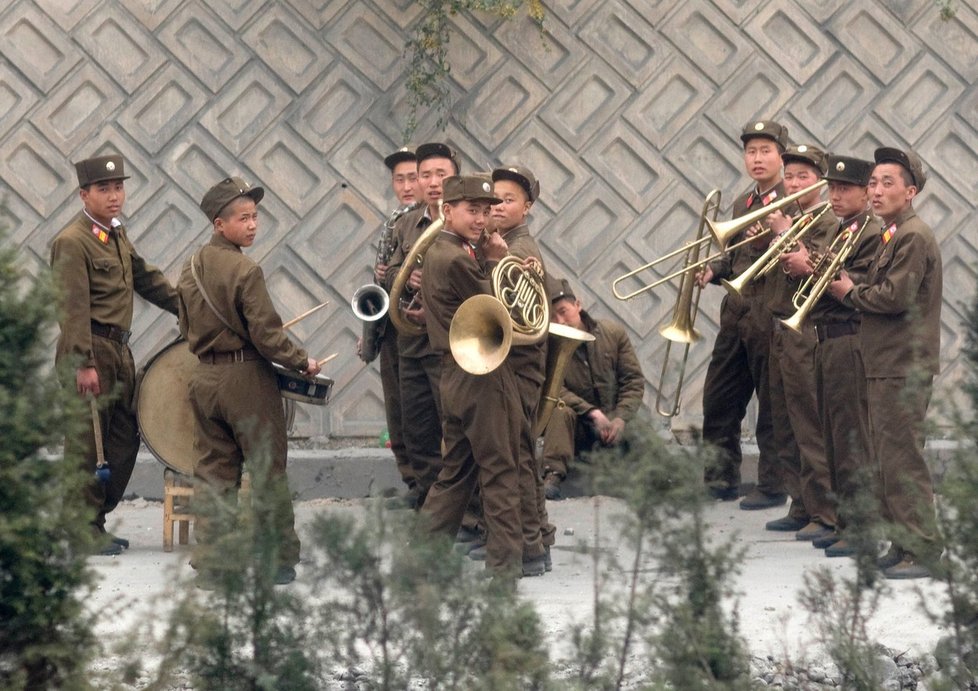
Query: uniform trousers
[
  {"left": 866, "top": 376, "right": 939, "bottom": 558},
  {"left": 702, "top": 295, "right": 780, "bottom": 494},
  {"left": 379, "top": 332, "right": 410, "bottom": 488},
  {"left": 189, "top": 359, "right": 300, "bottom": 568},
  {"left": 513, "top": 372, "right": 548, "bottom": 557},
  {"left": 770, "top": 322, "right": 830, "bottom": 524},
  {"left": 422, "top": 357, "right": 522, "bottom": 573},
  {"left": 814, "top": 331, "right": 871, "bottom": 531},
  {"left": 541, "top": 405, "right": 601, "bottom": 479},
  {"left": 399, "top": 353, "right": 443, "bottom": 499},
  {"left": 61, "top": 335, "right": 140, "bottom": 531}
]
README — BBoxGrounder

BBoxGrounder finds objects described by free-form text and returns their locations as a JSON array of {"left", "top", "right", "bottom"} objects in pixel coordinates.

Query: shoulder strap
[{"left": 190, "top": 251, "right": 247, "bottom": 340}]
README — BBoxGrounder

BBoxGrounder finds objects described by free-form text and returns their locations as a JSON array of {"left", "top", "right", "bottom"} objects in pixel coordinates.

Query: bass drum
[{"left": 135, "top": 339, "right": 296, "bottom": 476}]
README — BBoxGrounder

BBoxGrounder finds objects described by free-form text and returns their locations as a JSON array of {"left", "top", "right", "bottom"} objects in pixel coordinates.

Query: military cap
[
  {"left": 416, "top": 142, "right": 460, "bottom": 172},
  {"left": 782, "top": 144, "right": 827, "bottom": 175},
  {"left": 384, "top": 147, "right": 416, "bottom": 171},
  {"left": 200, "top": 176, "right": 265, "bottom": 221},
  {"left": 740, "top": 120, "right": 789, "bottom": 151},
  {"left": 824, "top": 155, "right": 874, "bottom": 186},
  {"left": 442, "top": 174, "right": 501, "bottom": 204},
  {"left": 547, "top": 275, "right": 576, "bottom": 304},
  {"left": 874, "top": 147, "right": 926, "bottom": 191},
  {"left": 75, "top": 154, "right": 129, "bottom": 187},
  {"left": 492, "top": 165, "right": 540, "bottom": 202}
]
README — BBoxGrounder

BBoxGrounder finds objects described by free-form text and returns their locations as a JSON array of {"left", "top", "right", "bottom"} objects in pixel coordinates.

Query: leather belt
[
  {"left": 199, "top": 348, "right": 262, "bottom": 364},
  {"left": 814, "top": 322, "right": 858, "bottom": 342},
  {"left": 90, "top": 321, "right": 131, "bottom": 345}
]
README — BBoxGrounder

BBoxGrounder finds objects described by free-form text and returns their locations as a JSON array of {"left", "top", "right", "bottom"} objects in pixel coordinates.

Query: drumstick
[
  {"left": 90, "top": 397, "right": 110, "bottom": 485},
  {"left": 283, "top": 301, "right": 329, "bottom": 329},
  {"left": 317, "top": 353, "right": 338, "bottom": 367}
]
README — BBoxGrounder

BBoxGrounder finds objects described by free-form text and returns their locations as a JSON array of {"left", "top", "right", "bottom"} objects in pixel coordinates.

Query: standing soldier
[
  {"left": 801, "top": 155, "right": 879, "bottom": 554},
  {"left": 362, "top": 148, "right": 421, "bottom": 504},
  {"left": 828, "top": 148, "right": 942, "bottom": 579},
  {"left": 488, "top": 165, "right": 549, "bottom": 575},
  {"left": 383, "top": 142, "right": 459, "bottom": 508},
  {"left": 51, "top": 154, "right": 178, "bottom": 556},
  {"left": 177, "top": 176, "right": 321, "bottom": 587},
  {"left": 762, "top": 144, "right": 837, "bottom": 536},
  {"left": 419, "top": 174, "right": 524, "bottom": 580},
  {"left": 697, "top": 120, "right": 789, "bottom": 510}
]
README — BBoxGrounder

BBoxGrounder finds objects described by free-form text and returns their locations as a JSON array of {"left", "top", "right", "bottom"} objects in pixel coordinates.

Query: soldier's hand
[
  {"left": 76, "top": 367, "right": 100, "bottom": 396},
  {"left": 588, "top": 409, "right": 612, "bottom": 439},
  {"left": 374, "top": 263, "right": 388, "bottom": 284},
  {"left": 827, "top": 270, "right": 854, "bottom": 301},
  {"left": 766, "top": 210, "right": 791, "bottom": 234},
  {"left": 605, "top": 418, "right": 626, "bottom": 445},
  {"left": 695, "top": 266, "right": 714, "bottom": 289},
  {"left": 482, "top": 232, "right": 508, "bottom": 262},
  {"left": 780, "top": 244, "right": 811, "bottom": 279},
  {"left": 304, "top": 358, "right": 321, "bottom": 376},
  {"left": 404, "top": 304, "right": 426, "bottom": 325},
  {"left": 407, "top": 268, "right": 423, "bottom": 292}
]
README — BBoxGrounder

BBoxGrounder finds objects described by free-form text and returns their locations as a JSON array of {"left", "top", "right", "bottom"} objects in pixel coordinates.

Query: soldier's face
[
  {"left": 552, "top": 297, "right": 583, "bottom": 330},
  {"left": 491, "top": 180, "right": 531, "bottom": 232},
  {"left": 80, "top": 179, "right": 125, "bottom": 224},
  {"left": 828, "top": 181, "right": 869, "bottom": 221},
  {"left": 443, "top": 199, "right": 491, "bottom": 245},
  {"left": 215, "top": 198, "right": 259, "bottom": 248},
  {"left": 783, "top": 162, "right": 822, "bottom": 206},
  {"left": 743, "top": 138, "right": 782, "bottom": 188},
  {"left": 391, "top": 161, "right": 419, "bottom": 206},
  {"left": 868, "top": 163, "right": 916, "bottom": 223},
  {"left": 418, "top": 157, "right": 454, "bottom": 208}
]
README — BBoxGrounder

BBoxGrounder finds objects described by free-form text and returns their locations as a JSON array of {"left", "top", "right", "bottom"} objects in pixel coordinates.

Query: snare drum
[
  {"left": 273, "top": 364, "right": 334, "bottom": 406},
  {"left": 136, "top": 339, "right": 299, "bottom": 475}
]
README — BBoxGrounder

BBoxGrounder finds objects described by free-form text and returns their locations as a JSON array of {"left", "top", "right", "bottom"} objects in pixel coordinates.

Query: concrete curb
[{"left": 126, "top": 439, "right": 964, "bottom": 502}]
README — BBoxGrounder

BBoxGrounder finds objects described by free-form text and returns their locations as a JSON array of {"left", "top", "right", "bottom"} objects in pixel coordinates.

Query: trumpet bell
[
  {"left": 449, "top": 294, "right": 513, "bottom": 375},
  {"left": 351, "top": 284, "right": 389, "bottom": 322}
]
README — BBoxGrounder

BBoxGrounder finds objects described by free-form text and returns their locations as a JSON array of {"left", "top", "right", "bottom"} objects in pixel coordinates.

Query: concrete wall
[{"left": 2, "top": 0, "right": 974, "bottom": 445}]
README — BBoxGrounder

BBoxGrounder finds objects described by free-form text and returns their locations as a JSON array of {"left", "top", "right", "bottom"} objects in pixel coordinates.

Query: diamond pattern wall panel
[{"left": 0, "top": 0, "right": 971, "bottom": 439}]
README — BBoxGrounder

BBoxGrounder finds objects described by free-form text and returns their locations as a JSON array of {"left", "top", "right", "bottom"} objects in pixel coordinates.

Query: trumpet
[
  {"left": 721, "top": 202, "right": 832, "bottom": 297},
  {"left": 655, "top": 189, "right": 720, "bottom": 417},
  {"left": 781, "top": 215, "right": 872, "bottom": 333},
  {"left": 705, "top": 179, "right": 828, "bottom": 252}
]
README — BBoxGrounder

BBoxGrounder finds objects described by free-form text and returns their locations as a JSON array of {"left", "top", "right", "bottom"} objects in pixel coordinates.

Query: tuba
[
  {"left": 450, "top": 252, "right": 549, "bottom": 375},
  {"left": 387, "top": 203, "right": 444, "bottom": 337},
  {"left": 532, "top": 322, "right": 595, "bottom": 437}
]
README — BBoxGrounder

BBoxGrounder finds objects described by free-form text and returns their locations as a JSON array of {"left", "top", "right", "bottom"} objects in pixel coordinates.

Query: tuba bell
[{"left": 532, "top": 322, "right": 595, "bottom": 437}]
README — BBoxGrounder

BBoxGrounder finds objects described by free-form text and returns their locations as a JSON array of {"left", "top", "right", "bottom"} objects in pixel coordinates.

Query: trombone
[
  {"left": 781, "top": 215, "right": 872, "bottom": 333},
  {"left": 721, "top": 201, "right": 832, "bottom": 297},
  {"left": 655, "top": 189, "right": 721, "bottom": 418},
  {"left": 706, "top": 179, "right": 828, "bottom": 251}
]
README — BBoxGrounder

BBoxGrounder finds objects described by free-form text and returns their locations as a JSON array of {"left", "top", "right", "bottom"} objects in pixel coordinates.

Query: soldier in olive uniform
[
  {"left": 419, "top": 174, "right": 525, "bottom": 578},
  {"left": 51, "top": 154, "right": 178, "bottom": 555},
  {"left": 800, "top": 155, "right": 879, "bottom": 556},
  {"left": 828, "top": 148, "right": 942, "bottom": 579},
  {"left": 364, "top": 148, "right": 421, "bottom": 503},
  {"left": 762, "top": 145, "right": 837, "bottom": 537},
  {"left": 697, "top": 121, "right": 789, "bottom": 510},
  {"left": 383, "top": 143, "right": 459, "bottom": 508},
  {"left": 541, "top": 278, "right": 645, "bottom": 498},
  {"left": 489, "top": 165, "right": 549, "bottom": 575},
  {"left": 177, "top": 177, "right": 320, "bottom": 586}
]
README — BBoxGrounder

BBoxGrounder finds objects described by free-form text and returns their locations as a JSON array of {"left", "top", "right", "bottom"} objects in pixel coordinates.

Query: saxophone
[{"left": 357, "top": 201, "right": 421, "bottom": 363}]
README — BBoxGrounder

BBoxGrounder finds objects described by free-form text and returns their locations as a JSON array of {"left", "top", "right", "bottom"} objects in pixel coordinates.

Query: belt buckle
[
  {"left": 233, "top": 350, "right": 244, "bottom": 363},
  {"left": 119, "top": 329, "right": 131, "bottom": 345}
]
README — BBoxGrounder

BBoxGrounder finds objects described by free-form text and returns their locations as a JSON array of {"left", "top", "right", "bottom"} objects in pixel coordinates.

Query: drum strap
[{"left": 190, "top": 252, "right": 246, "bottom": 340}]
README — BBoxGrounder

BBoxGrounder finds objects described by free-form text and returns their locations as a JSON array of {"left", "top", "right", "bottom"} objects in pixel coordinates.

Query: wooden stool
[
  {"left": 162, "top": 469, "right": 253, "bottom": 551},
  {"left": 163, "top": 468, "right": 194, "bottom": 552}
]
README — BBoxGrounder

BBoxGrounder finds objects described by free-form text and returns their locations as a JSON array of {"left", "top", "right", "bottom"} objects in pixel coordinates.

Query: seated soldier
[{"left": 541, "top": 278, "right": 646, "bottom": 499}]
